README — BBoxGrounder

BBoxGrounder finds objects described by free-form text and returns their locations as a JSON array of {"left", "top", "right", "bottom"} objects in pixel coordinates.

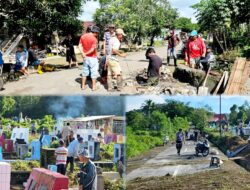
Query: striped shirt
[{"left": 55, "top": 147, "right": 68, "bottom": 165}]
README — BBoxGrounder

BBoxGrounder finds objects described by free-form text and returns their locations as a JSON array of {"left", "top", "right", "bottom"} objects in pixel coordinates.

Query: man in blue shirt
[{"left": 78, "top": 149, "right": 97, "bottom": 190}]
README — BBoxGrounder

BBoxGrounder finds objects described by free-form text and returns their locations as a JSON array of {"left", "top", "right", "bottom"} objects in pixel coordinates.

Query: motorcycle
[{"left": 195, "top": 139, "right": 210, "bottom": 157}]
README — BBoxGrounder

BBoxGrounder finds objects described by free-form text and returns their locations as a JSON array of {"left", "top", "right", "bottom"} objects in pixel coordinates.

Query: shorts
[
  {"left": 167, "top": 48, "right": 177, "bottom": 59},
  {"left": 31, "top": 60, "right": 41, "bottom": 66},
  {"left": 66, "top": 52, "right": 76, "bottom": 62},
  {"left": 190, "top": 57, "right": 201, "bottom": 67},
  {"left": 107, "top": 58, "right": 122, "bottom": 76},
  {"left": 82, "top": 57, "right": 99, "bottom": 79},
  {"left": 15, "top": 64, "right": 24, "bottom": 71}
]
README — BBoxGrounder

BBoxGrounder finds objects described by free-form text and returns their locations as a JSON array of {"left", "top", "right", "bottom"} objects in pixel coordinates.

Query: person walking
[
  {"left": 62, "top": 34, "right": 78, "bottom": 68},
  {"left": 79, "top": 26, "right": 100, "bottom": 91},
  {"left": 165, "top": 30, "right": 180, "bottom": 66},
  {"left": 106, "top": 28, "right": 127, "bottom": 91},
  {"left": 55, "top": 139, "right": 68, "bottom": 175},
  {"left": 176, "top": 129, "right": 184, "bottom": 156},
  {"left": 78, "top": 149, "right": 97, "bottom": 190},
  {"left": 185, "top": 30, "right": 206, "bottom": 69}
]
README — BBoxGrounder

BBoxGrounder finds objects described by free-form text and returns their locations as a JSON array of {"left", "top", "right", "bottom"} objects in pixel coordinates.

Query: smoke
[{"left": 48, "top": 96, "right": 125, "bottom": 131}]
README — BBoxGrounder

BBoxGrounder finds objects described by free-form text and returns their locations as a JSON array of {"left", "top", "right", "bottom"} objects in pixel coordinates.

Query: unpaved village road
[
  {"left": 127, "top": 140, "right": 226, "bottom": 181},
  {"left": 1, "top": 46, "right": 171, "bottom": 95}
]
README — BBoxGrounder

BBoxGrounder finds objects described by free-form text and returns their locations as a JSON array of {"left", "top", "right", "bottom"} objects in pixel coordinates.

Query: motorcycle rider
[{"left": 176, "top": 129, "right": 184, "bottom": 156}]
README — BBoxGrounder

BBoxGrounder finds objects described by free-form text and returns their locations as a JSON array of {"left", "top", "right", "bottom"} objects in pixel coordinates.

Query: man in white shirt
[{"left": 107, "top": 28, "right": 127, "bottom": 92}]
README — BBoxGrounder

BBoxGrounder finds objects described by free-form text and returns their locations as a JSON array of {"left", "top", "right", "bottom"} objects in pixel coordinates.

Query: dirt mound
[{"left": 225, "top": 136, "right": 246, "bottom": 151}]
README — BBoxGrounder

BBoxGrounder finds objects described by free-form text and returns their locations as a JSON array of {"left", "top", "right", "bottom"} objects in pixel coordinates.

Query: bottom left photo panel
[{"left": 0, "top": 96, "right": 126, "bottom": 190}]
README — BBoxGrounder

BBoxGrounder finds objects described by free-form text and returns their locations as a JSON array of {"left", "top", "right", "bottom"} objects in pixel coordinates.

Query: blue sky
[
  {"left": 126, "top": 96, "right": 250, "bottom": 114},
  {"left": 80, "top": 0, "right": 200, "bottom": 22}
]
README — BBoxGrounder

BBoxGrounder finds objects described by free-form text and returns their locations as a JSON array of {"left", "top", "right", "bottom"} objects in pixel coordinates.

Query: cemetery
[{"left": 0, "top": 114, "right": 125, "bottom": 190}]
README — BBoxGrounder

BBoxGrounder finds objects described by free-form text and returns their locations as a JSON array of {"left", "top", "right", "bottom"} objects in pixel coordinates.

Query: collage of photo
[{"left": 0, "top": 0, "right": 250, "bottom": 190}]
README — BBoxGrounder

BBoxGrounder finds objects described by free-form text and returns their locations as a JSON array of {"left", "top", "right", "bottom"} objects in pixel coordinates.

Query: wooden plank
[
  {"left": 213, "top": 71, "right": 226, "bottom": 95},
  {"left": 224, "top": 58, "right": 248, "bottom": 95}
]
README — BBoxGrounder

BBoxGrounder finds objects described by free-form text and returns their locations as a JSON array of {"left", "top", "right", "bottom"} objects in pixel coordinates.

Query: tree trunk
[
  {"left": 150, "top": 35, "right": 155, "bottom": 47},
  {"left": 214, "top": 32, "right": 225, "bottom": 53}
]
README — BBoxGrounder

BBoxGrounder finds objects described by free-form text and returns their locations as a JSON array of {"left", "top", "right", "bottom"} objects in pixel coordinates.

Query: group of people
[
  {"left": 54, "top": 129, "right": 97, "bottom": 190},
  {"left": 165, "top": 29, "right": 215, "bottom": 72},
  {"left": 15, "top": 43, "right": 46, "bottom": 76},
  {"left": 78, "top": 24, "right": 127, "bottom": 92}
]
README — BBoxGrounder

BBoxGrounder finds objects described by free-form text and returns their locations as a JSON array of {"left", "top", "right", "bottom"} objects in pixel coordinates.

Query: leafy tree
[
  {"left": 229, "top": 104, "right": 238, "bottom": 125},
  {"left": 173, "top": 17, "right": 199, "bottom": 33},
  {"left": 94, "top": 0, "right": 177, "bottom": 45},
  {"left": 0, "top": 97, "right": 16, "bottom": 116},
  {"left": 0, "top": 0, "right": 87, "bottom": 38}
]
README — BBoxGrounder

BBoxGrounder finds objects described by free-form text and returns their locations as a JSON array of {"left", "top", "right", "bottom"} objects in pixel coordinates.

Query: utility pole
[{"left": 220, "top": 94, "right": 222, "bottom": 137}]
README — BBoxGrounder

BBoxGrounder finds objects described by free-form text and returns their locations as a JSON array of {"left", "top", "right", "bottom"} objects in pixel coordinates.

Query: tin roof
[{"left": 64, "top": 115, "right": 115, "bottom": 122}]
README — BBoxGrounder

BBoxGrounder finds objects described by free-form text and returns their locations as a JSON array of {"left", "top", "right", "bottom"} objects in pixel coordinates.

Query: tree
[
  {"left": 229, "top": 104, "right": 238, "bottom": 125},
  {"left": 0, "top": 97, "right": 16, "bottom": 117},
  {"left": 173, "top": 17, "right": 199, "bottom": 33},
  {"left": 0, "top": 0, "right": 87, "bottom": 38},
  {"left": 94, "top": 0, "right": 177, "bottom": 45},
  {"left": 141, "top": 99, "right": 156, "bottom": 118}
]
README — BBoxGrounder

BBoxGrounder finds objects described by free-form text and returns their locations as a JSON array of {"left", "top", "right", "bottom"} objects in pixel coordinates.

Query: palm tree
[{"left": 141, "top": 99, "right": 156, "bottom": 118}]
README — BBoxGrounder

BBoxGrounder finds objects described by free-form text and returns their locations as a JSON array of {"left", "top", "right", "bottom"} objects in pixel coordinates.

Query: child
[
  {"left": 145, "top": 47, "right": 163, "bottom": 86},
  {"left": 55, "top": 139, "right": 68, "bottom": 175},
  {"left": 15, "top": 45, "right": 29, "bottom": 76}
]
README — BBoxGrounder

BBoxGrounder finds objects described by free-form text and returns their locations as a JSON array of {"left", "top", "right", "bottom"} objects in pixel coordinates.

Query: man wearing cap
[
  {"left": 55, "top": 139, "right": 68, "bottom": 175},
  {"left": 165, "top": 30, "right": 180, "bottom": 66},
  {"left": 107, "top": 28, "right": 127, "bottom": 91},
  {"left": 79, "top": 25, "right": 100, "bottom": 91},
  {"left": 66, "top": 136, "right": 84, "bottom": 173},
  {"left": 78, "top": 149, "right": 97, "bottom": 190},
  {"left": 185, "top": 30, "right": 206, "bottom": 69}
]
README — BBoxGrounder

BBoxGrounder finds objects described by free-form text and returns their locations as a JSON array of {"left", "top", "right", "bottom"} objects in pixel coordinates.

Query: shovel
[{"left": 198, "top": 66, "right": 211, "bottom": 96}]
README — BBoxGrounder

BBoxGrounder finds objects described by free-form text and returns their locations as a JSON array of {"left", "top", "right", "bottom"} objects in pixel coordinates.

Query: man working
[
  {"left": 55, "top": 139, "right": 68, "bottom": 175},
  {"left": 79, "top": 25, "right": 100, "bottom": 91},
  {"left": 62, "top": 123, "right": 71, "bottom": 142},
  {"left": 145, "top": 47, "right": 163, "bottom": 86},
  {"left": 66, "top": 136, "right": 84, "bottom": 173},
  {"left": 165, "top": 30, "right": 180, "bottom": 66},
  {"left": 65, "top": 130, "right": 75, "bottom": 147},
  {"left": 176, "top": 129, "right": 184, "bottom": 156},
  {"left": 28, "top": 43, "right": 46, "bottom": 74},
  {"left": 78, "top": 149, "right": 97, "bottom": 190},
  {"left": 107, "top": 28, "right": 127, "bottom": 91},
  {"left": 62, "top": 34, "right": 78, "bottom": 68},
  {"left": 185, "top": 30, "right": 206, "bottom": 69}
]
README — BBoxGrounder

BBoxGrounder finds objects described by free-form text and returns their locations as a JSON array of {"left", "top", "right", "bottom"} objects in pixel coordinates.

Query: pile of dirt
[
  {"left": 127, "top": 161, "right": 250, "bottom": 190},
  {"left": 224, "top": 136, "right": 246, "bottom": 151}
]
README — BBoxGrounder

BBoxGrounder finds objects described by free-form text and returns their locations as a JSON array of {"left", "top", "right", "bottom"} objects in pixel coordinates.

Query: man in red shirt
[
  {"left": 185, "top": 30, "right": 206, "bottom": 69},
  {"left": 79, "top": 26, "right": 100, "bottom": 91}
]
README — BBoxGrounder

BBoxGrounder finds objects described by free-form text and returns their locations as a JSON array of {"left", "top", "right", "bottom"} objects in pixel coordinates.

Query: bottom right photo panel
[{"left": 126, "top": 96, "right": 250, "bottom": 190}]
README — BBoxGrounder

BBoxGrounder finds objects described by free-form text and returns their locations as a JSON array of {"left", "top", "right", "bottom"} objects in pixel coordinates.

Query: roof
[
  {"left": 113, "top": 116, "right": 125, "bottom": 121},
  {"left": 64, "top": 115, "right": 115, "bottom": 122}
]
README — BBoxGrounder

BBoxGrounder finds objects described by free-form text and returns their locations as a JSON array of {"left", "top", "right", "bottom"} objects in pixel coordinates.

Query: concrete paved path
[{"left": 126, "top": 141, "right": 226, "bottom": 181}]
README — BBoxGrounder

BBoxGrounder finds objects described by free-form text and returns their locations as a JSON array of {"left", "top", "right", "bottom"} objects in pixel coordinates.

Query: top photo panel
[{"left": 0, "top": 0, "right": 249, "bottom": 96}]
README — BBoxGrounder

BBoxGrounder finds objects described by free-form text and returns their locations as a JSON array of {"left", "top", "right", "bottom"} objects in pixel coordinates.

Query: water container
[{"left": 48, "top": 165, "right": 57, "bottom": 172}]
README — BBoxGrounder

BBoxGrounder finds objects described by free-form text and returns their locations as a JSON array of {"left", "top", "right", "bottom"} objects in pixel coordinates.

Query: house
[
  {"left": 208, "top": 114, "right": 228, "bottom": 127},
  {"left": 63, "top": 115, "right": 125, "bottom": 143}
]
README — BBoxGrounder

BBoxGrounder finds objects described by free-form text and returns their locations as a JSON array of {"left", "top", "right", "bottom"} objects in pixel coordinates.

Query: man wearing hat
[
  {"left": 79, "top": 25, "right": 100, "bottom": 91},
  {"left": 185, "top": 30, "right": 206, "bottom": 69},
  {"left": 78, "top": 149, "right": 97, "bottom": 190},
  {"left": 106, "top": 28, "right": 127, "bottom": 91},
  {"left": 66, "top": 136, "right": 84, "bottom": 173}
]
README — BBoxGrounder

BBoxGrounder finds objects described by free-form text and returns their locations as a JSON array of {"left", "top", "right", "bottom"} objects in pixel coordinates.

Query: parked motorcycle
[{"left": 195, "top": 139, "right": 210, "bottom": 157}]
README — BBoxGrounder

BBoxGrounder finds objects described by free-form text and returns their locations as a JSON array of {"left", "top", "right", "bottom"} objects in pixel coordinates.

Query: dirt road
[
  {"left": 1, "top": 46, "right": 169, "bottom": 95},
  {"left": 127, "top": 141, "right": 250, "bottom": 190}
]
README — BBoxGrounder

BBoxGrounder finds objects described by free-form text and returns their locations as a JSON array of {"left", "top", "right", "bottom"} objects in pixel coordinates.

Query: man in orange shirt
[{"left": 79, "top": 26, "right": 100, "bottom": 91}]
